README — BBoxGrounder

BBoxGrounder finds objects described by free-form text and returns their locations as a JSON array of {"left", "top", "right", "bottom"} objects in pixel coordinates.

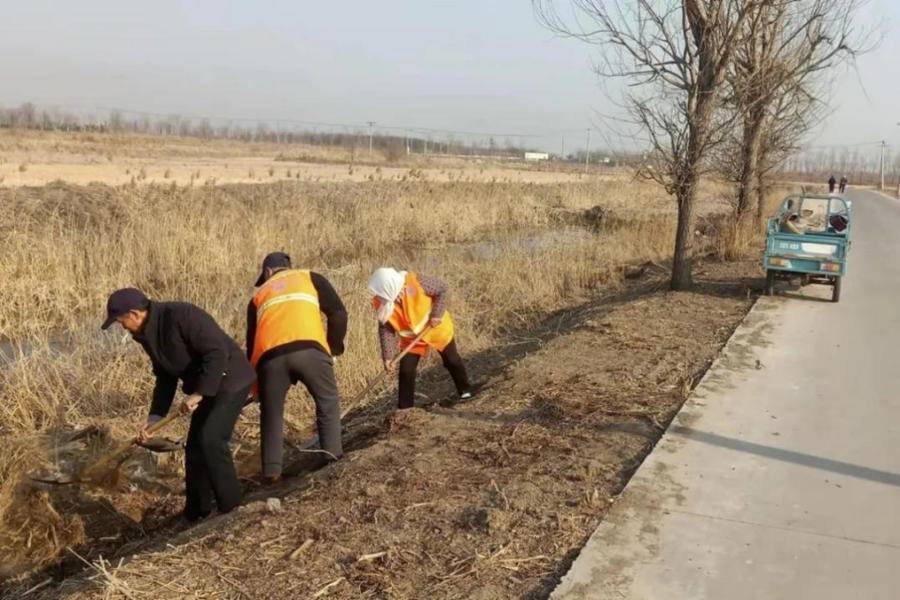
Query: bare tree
[
  {"left": 19, "top": 102, "right": 37, "bottom": 128},
  {"left": 727, "top": 0, "right": 869, "bottom": 227},
  {"left": 534, "top": 0, "right": 756, "bottom": 289},
  {"left": 108, "top": 109, "right": 124, "bottom": 131},
  {"left": 754, "top": 79, "right": 828, "bottom": 212},
  {"left": 715, "top": 77, "right": 826, "bottom": 210},
  {"left": 197, "top": 118, "right": 213, "bottom": 139}
]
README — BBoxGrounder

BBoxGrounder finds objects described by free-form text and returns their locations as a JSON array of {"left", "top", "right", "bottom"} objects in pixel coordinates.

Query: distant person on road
[
  {"left": 247, "top": 252, "right": 347, "bottom": 482},
  {"left": 368, "top": 267, "right": 476, "bottom": 409},
  {"left": 828, "top": 175, "right": 836, "bottom": 193},
  {"left": 102, "top": 288, "right": 255, "bottom": 522},
  {"left": 839, "top": 175, "right": 848, "bottom": 194}
]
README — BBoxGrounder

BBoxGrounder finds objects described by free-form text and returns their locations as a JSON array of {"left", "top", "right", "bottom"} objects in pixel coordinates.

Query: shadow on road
[
  {"left": 776, "top": 288, "right": 835, "bottom": 303},
  {"left": 671, "top": 425, "right": 900, "bottom": 487}
]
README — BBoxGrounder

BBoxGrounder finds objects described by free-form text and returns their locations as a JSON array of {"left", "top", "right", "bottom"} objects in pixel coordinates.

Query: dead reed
[{"left": 0, "top": 176, "right": 750, "bottom": 579}]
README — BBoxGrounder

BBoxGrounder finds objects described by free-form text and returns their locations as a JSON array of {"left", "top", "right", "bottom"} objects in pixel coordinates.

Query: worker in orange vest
[
  {"left": 247, "top": 252, "right": 347, "bottom": 481},
  {"left": 368, "top": 267, "right": 476, "bottom": 409}
]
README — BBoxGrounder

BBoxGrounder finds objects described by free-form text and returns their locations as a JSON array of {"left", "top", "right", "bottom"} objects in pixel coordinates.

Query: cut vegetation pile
[{"left": 0, "top": 173, "right": 770, "bottom": 587}]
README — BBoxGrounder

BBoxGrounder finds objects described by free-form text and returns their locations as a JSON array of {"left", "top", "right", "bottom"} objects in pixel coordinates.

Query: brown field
[
  {"left": 0, "top": 130, "right": 787, "bottom": 596},
  {"left": 0, "top": 129, "right": 604, "bottom": 187}
]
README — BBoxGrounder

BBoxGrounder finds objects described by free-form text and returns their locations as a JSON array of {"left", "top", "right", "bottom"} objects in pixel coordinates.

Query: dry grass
[
  {"left": 0, "top": 165, "right": 771, "bottom": 580},
  {"left": 0, "top": 129, "right": 370, "bottom": 162},
  {"left": 0, "top": 129, "right": 610, "bottom": 187},
  {"left": 0, "top": 442, "right": 86, "bottom": 578},
  {"left": 0, "top": 178, "right": 732, "bottom": 342},
  {"left": 0, "top": 178, "right": 701, "bottom": 434}
]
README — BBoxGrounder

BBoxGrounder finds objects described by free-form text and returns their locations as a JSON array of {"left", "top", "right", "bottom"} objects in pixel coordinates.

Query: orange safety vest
[
  {"left": 251, "top": 269, "right": 330, "bottom": 367},
  {"left": 372, "top": 272, "right": 454, "bottom": 357}
]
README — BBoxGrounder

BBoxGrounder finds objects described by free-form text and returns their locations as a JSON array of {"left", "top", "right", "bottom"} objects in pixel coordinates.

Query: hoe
[
  {"left": 30, "top": 326, "right": 434, "bottom": 484},
  {"left": 29, "top": 411, "right": 183, "bottom": 486}
]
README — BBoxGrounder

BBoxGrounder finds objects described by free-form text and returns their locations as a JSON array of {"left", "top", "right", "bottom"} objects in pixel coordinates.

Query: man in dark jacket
[
  {"left": 246, "top": 252, "right": 347, "bottom": 482},
  {"left": 102, "top": 288, "right": 255, "bottom": 521}
]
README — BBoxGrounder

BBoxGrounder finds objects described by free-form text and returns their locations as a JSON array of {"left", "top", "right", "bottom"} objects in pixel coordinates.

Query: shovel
[{"left": 30, "top": 409, "right": 183, "bottom": 486}]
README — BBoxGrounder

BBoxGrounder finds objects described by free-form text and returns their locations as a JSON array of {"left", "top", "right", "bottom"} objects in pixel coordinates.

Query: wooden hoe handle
[{"left": 81, "top": 409, "right": 182, "bottom": 479}]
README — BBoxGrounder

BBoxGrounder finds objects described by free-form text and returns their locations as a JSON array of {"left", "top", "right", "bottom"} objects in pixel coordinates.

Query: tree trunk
[
  {"left": 670, "top": 80, "right": 714, "bottom": 292},
  {"left": 736, "top": 111, "right": 764, "bottom": 223},
  {"left": 671, "top": 188, "right": 696, "bottom": 290},
  {"left": 671, "top": 162, "right": 699, "bottom": 290},
  {"left": 755, "top": 167, "right": 768, "bottom": 231}
]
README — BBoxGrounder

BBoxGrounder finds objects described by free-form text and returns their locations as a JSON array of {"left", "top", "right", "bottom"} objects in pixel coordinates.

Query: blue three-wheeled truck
[{"left": 763, "top": 193, "right": 852, "bottom": 303}]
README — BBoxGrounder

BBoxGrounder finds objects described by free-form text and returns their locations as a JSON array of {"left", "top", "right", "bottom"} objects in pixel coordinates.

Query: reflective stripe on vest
[
  {"left": 257, "top": 292, "right": 320, "bottom": 316},
  {"left": 251, "top": 269, "right": 330, "bottom": 367},
  {"left": 396, "top": 312, "right": 429, "bottom": 338}
]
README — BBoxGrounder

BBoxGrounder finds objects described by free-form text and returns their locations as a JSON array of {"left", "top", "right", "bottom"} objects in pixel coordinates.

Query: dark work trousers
[
  {"left": 258, "top": 348, "right": 343, "bottom": 476},
  {"left": 184, "top": 383, "right": 250, "bottom": 521},
  {"left": 398, "top": 339, "right": 470, "bottom": 409}
]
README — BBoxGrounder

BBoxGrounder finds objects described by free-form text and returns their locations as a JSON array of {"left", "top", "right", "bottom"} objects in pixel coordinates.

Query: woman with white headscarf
[{"left": 368, "top": 267, "right": 475, "bottom": 409}]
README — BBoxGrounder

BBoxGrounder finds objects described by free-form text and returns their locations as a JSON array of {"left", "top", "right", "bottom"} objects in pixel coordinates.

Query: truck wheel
[
  {"left": 832, "top": 277, "right": 841, "bottom": 303},
  {"left": 765, "top": 270, "right": 776, "bottom": 296}
]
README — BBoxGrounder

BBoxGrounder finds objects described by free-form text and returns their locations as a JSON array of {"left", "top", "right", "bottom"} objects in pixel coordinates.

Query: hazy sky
[{"left": 2, "top": 0, "right": 898, "bottom": 154}]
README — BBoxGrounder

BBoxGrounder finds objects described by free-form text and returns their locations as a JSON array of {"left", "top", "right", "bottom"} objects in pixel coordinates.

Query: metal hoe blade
[
  {"left": 29, "top": 471, "right": 80, "bottom": 486},
  {"left": 28, "top": 410, "right": 184, "bottom": 486}
]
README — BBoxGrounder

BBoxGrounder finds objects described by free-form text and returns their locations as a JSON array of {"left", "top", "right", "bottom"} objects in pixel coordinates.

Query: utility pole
[
  {"left": 584, "top": 128, "right": 591, "bottom": 172},
  {"left": 880, "top": 140, "right": 886, "bottom": 191},
  {"left": 896, "top": 124, "right": 900, "bottom": 196},
  {"left": 561, "top": 135, "right": 565, "bottom": 161},
  {"left": 367, "top": 121, "right": 376, "bottom": 154}
]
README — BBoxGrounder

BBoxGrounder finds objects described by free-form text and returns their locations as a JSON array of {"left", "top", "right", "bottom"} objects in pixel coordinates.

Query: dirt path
[{"left": 7, "top": 260, "right": 760, "bottom": 599}]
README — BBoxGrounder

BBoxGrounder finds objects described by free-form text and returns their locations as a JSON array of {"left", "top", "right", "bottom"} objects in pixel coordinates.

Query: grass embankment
[{"left": 0, "top": 175, "right": 762, "bottom": 578}]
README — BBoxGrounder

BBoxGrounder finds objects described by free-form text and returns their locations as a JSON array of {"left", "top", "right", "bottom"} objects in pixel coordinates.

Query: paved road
[{"left": 552, "top": 189, "right": 900, "bottom": 600}]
